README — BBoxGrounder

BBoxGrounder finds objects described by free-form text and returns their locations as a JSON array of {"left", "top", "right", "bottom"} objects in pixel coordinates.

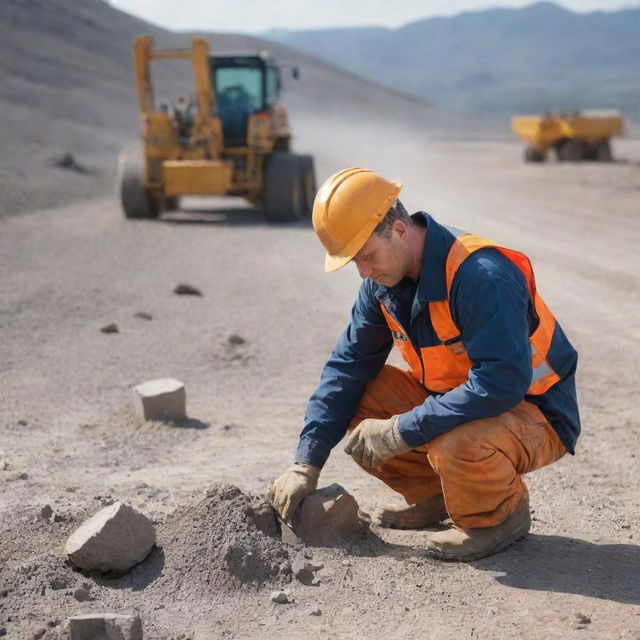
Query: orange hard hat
[{"left": 312, "top": 167, "right": 403, "bottom": 272}]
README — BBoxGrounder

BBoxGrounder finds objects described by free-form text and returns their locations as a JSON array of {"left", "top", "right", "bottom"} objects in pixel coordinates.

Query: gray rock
[
  {"left": 173, "top": 283, "right": 202, "bottom": 296},
  {"left": 132, "top": 378, "right": 186, "bottom": 422},
  {"left": 100, "top": 323, "right": 118, "bottom": 334},
  {"left": 270, "top": 590, "right": 290, "bottom": 604},
  {"left": 41, "top": 504, "right": 53, "bottom": 520},
  {"left": 73, "top": 588, "right": 90, "bottom": 602},
  {"left": 283, "top": 484, "right": 369, "bottom": 546},
  {"left": 58, "top": 614, "right": 142, "bottom": 640},
  {"left": 65, "top": 502, "right": 155, "bottom": 573},
  {"left": 133, "top": 312, "right": 152, "bottom": 321}
]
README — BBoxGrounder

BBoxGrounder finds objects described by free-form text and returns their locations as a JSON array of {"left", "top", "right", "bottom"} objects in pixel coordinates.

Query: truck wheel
[
  {"left": 118, "top": 150, "right": 160, "bottom": 219},
  {"left": 558, "top": 138, "right": 583, "bottom": 162},
  {"left": 596, "top": 139, "right": 613, "bottom": 162},
  {"left": 298, "top": 155, "right": 317, "bottom": 216},
  {"left": 524, "top": 146, "right": 546, "bottom": 163},
  {"left": 263, "top": 153, "right": 304, "bottom": 222}
]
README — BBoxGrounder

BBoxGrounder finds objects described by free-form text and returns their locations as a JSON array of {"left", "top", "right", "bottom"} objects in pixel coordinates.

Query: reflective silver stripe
[
  {"left": 444, "top": 225, "right": 467, "bottom": 238},
  {"left": 531, "top": 361, "right": 552, "bottom": 383}
]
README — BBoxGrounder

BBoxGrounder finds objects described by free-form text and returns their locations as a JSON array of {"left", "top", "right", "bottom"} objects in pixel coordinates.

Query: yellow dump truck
[
  {"left": 118, "top": 36, "right": 315, "bottom": 221},
  {"left": 511, "top": 110, "right": 623, "bottom": 163}
]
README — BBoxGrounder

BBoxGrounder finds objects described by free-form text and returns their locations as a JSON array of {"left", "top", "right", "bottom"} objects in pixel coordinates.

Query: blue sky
[{"left": 107, "top": 0, "right": 640, "bottom": 33}]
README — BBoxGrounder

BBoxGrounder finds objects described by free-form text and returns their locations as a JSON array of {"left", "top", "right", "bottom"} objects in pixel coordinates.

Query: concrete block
[
  {"left": 65, "top": 502, "right": 155, "bottom": 573},
  {"left": 59, "top": 613, "right": 142, "bottom": 640},
  {"left": 132, "top": 378, "right": 185, "bottom": 421},
  {"left": 283, "top": 483, "right": 369, "bottom": 546}
]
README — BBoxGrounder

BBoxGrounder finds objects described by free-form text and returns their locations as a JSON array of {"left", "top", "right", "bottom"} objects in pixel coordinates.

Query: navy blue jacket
[{"left": 296, "top": 212, "right": 580, "bottom": 468}]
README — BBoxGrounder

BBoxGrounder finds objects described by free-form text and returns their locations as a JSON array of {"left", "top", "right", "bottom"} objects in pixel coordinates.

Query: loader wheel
[
  {"left": 118, "top": 150, "right": 160, "bottom": 219},
  {"left": 524, "top": 146, "right": 546, "bottom": 163},
  {"left": 263, "top": 153, "right": 304, "bottom": 222},
  {"left": 558, "top": 138, "right": 583, "bottom": 162},
  {"left": 596, "top": 139, "right": 613, "bottom": 162},
  {"left": 298, "top": 155, "right": 317, "bottom": 216}
]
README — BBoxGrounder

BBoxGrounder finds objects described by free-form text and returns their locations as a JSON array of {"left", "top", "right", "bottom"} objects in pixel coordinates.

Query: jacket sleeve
[
  {"left": 295, "top": 279, "right": 393, "bottom": 468},
  {"left": 397, "top": 249, "right": 534, "bottom": 447}
]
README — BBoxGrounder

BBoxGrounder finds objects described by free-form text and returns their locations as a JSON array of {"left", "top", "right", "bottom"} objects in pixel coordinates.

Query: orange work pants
[{"left": 348, "top": 365, "right": 566, "bottom": 529}]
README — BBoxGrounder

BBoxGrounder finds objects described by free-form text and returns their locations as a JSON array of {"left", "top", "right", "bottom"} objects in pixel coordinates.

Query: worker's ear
[{"left": 391, "top": 219, "right": 408, "bottom": 239}]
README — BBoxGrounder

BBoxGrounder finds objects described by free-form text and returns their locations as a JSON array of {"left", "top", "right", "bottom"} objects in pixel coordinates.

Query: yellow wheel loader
[
  {"left": 511, "top": 110, "right": 623, "bottom": 163},
  {"left": 118, "top": 36, "right": 316, "bottom": 221}
]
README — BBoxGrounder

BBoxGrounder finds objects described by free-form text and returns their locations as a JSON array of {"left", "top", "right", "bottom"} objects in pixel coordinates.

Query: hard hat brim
[{"left": 323, "top": 179, "right": 403, "bottom": 273}]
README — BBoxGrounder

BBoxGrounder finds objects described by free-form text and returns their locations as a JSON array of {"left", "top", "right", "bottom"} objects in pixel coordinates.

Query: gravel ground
[{"left": 1, "top": 1, "right": 639, "bottom": 638}]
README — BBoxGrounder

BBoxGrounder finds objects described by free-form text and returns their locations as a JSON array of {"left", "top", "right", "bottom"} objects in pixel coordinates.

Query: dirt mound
[
  {"left": 157, "top": 484, "right": 291, "bottom": 595},
  {"left": 0, "top": 485, "right": 293, "bottom": 637}
]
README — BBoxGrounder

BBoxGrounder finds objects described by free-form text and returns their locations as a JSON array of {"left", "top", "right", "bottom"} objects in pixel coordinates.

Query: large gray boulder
[
  {"left": 58, "top": 613, "right": 142, "bottom": 640},
  {"left": 65, "top": 502, "right": 155, "bottom": 573}
]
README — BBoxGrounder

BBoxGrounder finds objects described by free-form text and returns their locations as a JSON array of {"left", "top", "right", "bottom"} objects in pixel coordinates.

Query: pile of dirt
[
  {"left": 156, "top": 484, "right": 291, "bottom": 595},
  {"left": 0, "top": 485, "right": 293, "bottom": 637}
]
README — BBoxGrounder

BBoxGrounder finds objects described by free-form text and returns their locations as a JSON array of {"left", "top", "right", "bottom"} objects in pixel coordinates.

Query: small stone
[
  {"left": 18, "top": 472, "right": 29, "bottom": 480},
  {"left": 271, "top": 590, "right": 290, "bottom": 604},
  {"left": 133, "top": 312, "right": 153, "bottom": 320},
  {"left": 32, "top": 629, "right": 46, "bottom": 639},
  {"left": 227, "top": 333, "right": 246, "bottom": 345},
  {"left": 100, "top": 323, "right": 118, "bottom": 334},
  {"left": 575, "top": 612, "right": 591, "bottom": 624},
  {"left": 50, "top": 577, "right": 68, "bottom": 590},
  {"left": 40, "top": 504, "right": 53, "bottom": 520},
  {"left": 73, "top": 588, "right": 90, "bottom": 602},
  {"left": 65, "top": 501, "right": 155, "bottom": 573},
  {"left": 54, "top": 512, "right": 66, "bottom": 523},
  {"left": 310, "top": 607, "right": 322, "bottom": 616},
  {"left": 132, "top": 378, "right": 186, "bottom": 422},
  {"left": 17, "top": 419, "right": 28, "bottom": 426},
  {"left": 0, "top": 629, "right": 6, "bottom": 637},
  {"left": 59, "top": 614, "right": 142, "bottom": 640},
  {"left": 174, "top": 283, "right": 202, "bottom": 296}
]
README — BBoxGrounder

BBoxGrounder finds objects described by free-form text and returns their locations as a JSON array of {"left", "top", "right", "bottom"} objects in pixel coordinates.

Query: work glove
[
  {"left": 344, "top": 415, "right": 411, "bottom": 470},
  {"left": 270, "top": 463, "right": 320, "bottom": 524}
]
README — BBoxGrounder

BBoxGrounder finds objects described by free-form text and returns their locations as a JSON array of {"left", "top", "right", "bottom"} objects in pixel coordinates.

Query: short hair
[{"left": 372, "top": 199, "right": 411, "bottom": 238}]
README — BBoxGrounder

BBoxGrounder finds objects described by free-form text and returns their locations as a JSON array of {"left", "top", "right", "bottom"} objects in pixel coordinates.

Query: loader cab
[{"left": 211, "top": 54, "right": 281, "bottom": 147}]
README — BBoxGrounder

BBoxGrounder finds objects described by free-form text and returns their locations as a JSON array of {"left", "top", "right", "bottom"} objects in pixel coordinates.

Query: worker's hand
[
  {"left": 344, "top": 415, "right": 411, "bottom": 470},
  {"left": 270, "top": 463, "right": 320, "bottom": 523}
]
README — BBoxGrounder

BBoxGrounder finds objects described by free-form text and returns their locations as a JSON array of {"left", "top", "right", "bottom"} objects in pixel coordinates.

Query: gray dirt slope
[{"left": 0, "top": 0, "right": 483, "bottom": 216}]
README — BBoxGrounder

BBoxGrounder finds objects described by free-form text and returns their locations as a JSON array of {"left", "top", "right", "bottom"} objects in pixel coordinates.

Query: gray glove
[
  {"left": 344, "top": 415, "right": 411, "bottom": 470},
  {"left": 270, "top": 463, "right": 320, "bottom": 523}
]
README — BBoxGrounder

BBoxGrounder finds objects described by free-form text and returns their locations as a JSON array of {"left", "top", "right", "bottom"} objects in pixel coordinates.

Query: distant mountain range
[{"left": 266, "top": 2, "right": 640, "bottom": 121}]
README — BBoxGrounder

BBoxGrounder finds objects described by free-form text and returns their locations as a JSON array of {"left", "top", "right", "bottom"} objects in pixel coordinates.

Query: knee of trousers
[{"left": 427, "top": 429, "right": 494, "bottom": 475}]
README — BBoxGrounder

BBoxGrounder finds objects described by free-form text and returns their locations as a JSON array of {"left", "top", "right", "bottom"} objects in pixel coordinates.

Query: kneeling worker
[{"left": 271, "top": 168, "right": 580, "bottom": 561}]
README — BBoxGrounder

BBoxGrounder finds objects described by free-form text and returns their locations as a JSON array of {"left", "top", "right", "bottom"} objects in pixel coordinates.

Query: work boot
[
  {"left": 379, "top": 493, "right": 447, "bottom": 529},
  {"left": 425, "top": 496, "right": 531, "bottom": 562}
]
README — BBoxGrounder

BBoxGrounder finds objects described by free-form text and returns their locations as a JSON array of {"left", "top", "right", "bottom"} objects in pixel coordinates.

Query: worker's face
[{"left": 352, "top": 221, "right": 411, "bottom": 287}]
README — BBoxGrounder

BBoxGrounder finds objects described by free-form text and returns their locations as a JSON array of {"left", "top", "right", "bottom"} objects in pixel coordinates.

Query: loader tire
[
  {"left": 298, "top": 154, "right": 317, "bottom": 216},
  {"left": 558, "top": 138, "right": 583, "bottom": 162},
  {"left": 118, "top": 150, "right": 160, "bottom": 219},
  {"left": 596, "top": 139, "right": 613, "bottom": 162},
  {"left": 524, "top": 146, "right": 546, "bottom": 163},
  {"left": 263, "top": 152, "right": 304, "bottom": 222}
]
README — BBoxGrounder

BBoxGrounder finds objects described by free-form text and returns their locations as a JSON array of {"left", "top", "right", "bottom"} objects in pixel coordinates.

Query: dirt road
[{"left": 1, "top": 124, "right": 639, "bottom": 638}]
